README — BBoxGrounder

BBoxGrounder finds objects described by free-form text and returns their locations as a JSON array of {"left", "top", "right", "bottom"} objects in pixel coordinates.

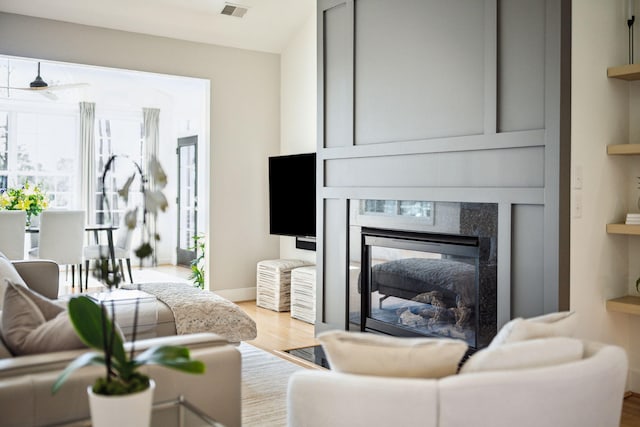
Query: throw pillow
[
  {"left": 489, "top": 311, "right": 577, "bottom": 347},
  {"left": 460, "top": 337, "right": 584, "bottom": 374},
  {"left": 1, "top": 280, "right": 85, "bottom": 355},
  {"left": 0, "top": 256, "right": 28, "bottom": 311},
  {"left": 318, "top": 330, "right": 468, "bottom": 379},
  {"left": 0, "top": 318, "right": 12, "bottom": 359}
]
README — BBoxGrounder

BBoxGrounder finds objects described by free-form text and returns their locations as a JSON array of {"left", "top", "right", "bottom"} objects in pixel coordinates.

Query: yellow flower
[
  {"left": 0, "top": 193, "right": 10, "bottom": 208},
  {"left": 19, "top": 199, "right": 32, "bottom": 210}
]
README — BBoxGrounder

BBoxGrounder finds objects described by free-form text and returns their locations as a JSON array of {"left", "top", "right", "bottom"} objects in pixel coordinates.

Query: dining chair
[
  {"left": 31, "top": 210, "right": 85, "bottom": 290},
  {"left": 84, "top": 223, "right": 134, "bottom": 290},
  {"left": 0, "top": 210, "right": 26, "bottom": 260}
]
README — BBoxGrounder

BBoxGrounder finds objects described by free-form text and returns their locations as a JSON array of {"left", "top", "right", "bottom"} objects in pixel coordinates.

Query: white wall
[
  {"left": 279, "top": 10, "right": 317, "bottom": 264},
  {"left": 572, "top": 0, "right": 635, "bottom": 389},
  {"left": 0, "top": 12, "right": 281, "bottom": 299}
]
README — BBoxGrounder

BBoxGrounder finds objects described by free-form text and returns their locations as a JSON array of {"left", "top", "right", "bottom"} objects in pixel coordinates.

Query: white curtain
[
  {"left": 143, "top": 107, "right": 160, "bottom": 265},
  {"left": 80, "top": 102, "right": 96, "bottom": 224}
]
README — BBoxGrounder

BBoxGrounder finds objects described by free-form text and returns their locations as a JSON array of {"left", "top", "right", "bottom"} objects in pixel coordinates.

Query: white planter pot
[{"left": 87, "top": 379, "right": 155, "bottom": 427}]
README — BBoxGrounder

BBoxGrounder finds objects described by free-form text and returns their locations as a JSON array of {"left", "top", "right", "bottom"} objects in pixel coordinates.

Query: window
[
  {"left": 353, "top": 199, "right": 436, "bottom": 229},
  {"left": 0, "top": 104, "right": 146, "bottom": 225},
  {"left": 0, "top": 112, "right": 8, "bottom": 192},
  {"left": 94, "top": 114, "right": 144, "bottom": 225},
  {"left": 361, "top": 200, "right": 434, "bottom": 220},
  {"left": 0, "top": 109, "right": 78, "bottom": 208}
]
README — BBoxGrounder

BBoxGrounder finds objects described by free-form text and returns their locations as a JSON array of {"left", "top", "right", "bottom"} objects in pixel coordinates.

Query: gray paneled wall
[
  {"left": 320, "top": 198, "right": 349, "bottom": 328},
  {"left": 499, "top": 0, "right": 546, "bottom": 132},
  {"left": 323, "top": 1, "right": 352, "bottom": 149},
  {"left": 325, "top": 147, "right": 544, "bottom": 188},
  {"left": 511, "top": 204, "right": 545, "bottom": 318},
  {"left": 316, "top": 0, "right": 570, "bottom": 333},
  {"left": 354, "top": 0, "right": 485, "bottom": 144}
]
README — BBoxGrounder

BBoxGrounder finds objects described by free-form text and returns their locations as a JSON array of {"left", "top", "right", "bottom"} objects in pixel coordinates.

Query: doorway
[{"left": 176, "top": 135, "right": 198, "bottom": 266}]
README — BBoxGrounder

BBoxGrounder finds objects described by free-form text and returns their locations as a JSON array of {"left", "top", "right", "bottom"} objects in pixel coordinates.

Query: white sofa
[
  {"left": 288, "top": 339, "right": 628, "bottom": 427},
  {"left": 0, "top": 333, "right": 241, "bottom": 427},
  {"left": 0, "top": 259, "right": 242, "bottom": 426}
]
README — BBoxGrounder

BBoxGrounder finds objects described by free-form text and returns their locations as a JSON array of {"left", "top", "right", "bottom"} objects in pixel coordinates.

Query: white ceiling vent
[{"left": 221, "top": 3, "right": 248, "bottom": 18}]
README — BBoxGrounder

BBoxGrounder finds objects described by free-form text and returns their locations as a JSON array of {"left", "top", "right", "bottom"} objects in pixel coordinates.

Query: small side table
[{"left": 256, "top": 259, "right": 310, "bottom": 312}]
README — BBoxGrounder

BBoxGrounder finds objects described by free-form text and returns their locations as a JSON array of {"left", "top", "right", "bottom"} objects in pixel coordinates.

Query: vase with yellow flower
[{"left": 0, "top": 182, "right": 49, "bottom": 226}]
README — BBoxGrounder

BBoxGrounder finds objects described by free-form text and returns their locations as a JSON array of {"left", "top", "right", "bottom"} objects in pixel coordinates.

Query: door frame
[{"left": 176, "top": 135, "right": 198, "bottom": 266}]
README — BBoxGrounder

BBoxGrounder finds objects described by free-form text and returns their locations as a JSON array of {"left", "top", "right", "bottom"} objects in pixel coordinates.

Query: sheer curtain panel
[{"left": 80, "top": 102, "right": 96, "bottom": 224}]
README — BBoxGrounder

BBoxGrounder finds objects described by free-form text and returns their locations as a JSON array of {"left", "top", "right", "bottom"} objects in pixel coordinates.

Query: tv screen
[{"left": 269, "top": 153, "right": 316, "bottom": 237}]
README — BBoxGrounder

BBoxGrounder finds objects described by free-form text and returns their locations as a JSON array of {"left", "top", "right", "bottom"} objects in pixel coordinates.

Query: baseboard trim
[{"left": 214, "top": 286, "right": 256, "bottom": 302}]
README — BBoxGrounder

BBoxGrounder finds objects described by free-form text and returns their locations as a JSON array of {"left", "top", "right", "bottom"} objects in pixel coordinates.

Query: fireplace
[{"left": 349, "top": 201, "right": 498, "bottom": 350}]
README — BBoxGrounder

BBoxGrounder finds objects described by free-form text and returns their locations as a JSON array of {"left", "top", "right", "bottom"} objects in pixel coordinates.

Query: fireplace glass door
[{"left": 361, "top": 229, "right": 480, "bottom": 348}]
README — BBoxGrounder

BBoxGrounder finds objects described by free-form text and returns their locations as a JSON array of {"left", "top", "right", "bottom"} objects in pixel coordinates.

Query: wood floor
[
  {"left": 59, "top": 265, "right": 640, "bottom": 425},
  {"left": 235, "top": 301, "right": 317, "bottom": 353},
  {"left": 621, "top": 393, "right": 640, "bottom": 427}
]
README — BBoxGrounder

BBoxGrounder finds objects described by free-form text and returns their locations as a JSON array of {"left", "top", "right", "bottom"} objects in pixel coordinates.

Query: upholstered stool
[
  {"left": 290, "top": 265, "right": 316, "bottom": 323},
  {"left": 256, "top": 259, "right": 310, "bottom": 312}
]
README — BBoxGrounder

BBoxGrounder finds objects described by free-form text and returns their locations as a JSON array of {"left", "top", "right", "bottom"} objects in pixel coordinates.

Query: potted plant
[
  {"left": 93, "top": 154, "right": 168, "bottom": 287},
  {"left": 52, "top": 295, "right": 205, "bottom": 426},
  {"left": 189, "top": 234, "right": 206, "bottom": 289},
  {"left": 52, "top": 155, "right": 201, "bottom": 426}
]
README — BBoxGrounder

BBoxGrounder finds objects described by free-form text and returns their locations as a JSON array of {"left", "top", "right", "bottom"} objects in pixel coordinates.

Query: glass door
[{"left": 176, "top": 136, "right": 197, "bottom": 266}]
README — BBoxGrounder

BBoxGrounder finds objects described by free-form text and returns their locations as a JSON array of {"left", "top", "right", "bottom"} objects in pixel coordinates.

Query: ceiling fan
[{"left": 0, "top": 62, "right": 88, "bottom": 100}]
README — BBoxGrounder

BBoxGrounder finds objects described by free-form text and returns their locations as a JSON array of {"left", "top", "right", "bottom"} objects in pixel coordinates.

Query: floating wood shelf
[
  {"left": 605, "top": 65, "right": 640, "bottom": 317},
  {"left": 607, "top": 63, "right": 640, "bottom": 80},
  {"left": 606, "top": 223, "right": 640, "bottom": 235},
  {"left": 606, "top": 295, "right": 640, "bottom": 315},
  {"left": 607, "top": 144, "right": 640, "bottom": 155}
]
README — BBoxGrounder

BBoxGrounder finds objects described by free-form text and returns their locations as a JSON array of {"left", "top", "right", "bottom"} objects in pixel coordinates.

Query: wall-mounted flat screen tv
[{"left": 269, "top": 153, "right": 316, "bottom": 237}]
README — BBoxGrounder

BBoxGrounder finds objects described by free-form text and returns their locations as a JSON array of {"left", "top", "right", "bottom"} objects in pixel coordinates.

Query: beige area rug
[{"left": 239, "top": 342, "right": 304, "bottom": 427}]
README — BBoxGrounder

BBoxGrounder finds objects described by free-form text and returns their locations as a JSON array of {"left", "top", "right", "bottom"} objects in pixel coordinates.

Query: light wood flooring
[
  {"left": 59, "top": 265, "right": 640, "bottom": 425},
  {"left": 621, "top": 393, "right": 640, "bottom": 427},
  {"left": 235, "top": 301, "right": 317, "bottom": 353}
]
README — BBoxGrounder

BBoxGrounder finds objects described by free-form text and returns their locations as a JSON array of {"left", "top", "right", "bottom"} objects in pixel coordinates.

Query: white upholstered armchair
[{"left": 288, "top": 321, "right": 628, "bottom": 427}]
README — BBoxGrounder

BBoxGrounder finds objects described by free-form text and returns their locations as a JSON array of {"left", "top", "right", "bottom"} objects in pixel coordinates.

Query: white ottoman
[
  {"left": 290, "top": 265, "right": 317, "bottom": 324},
  {"left": 256, "top": 259, "right": 310, "bottom": 312},
  {"left": 87, "top": 289, "right": 158, "bottom": 338}
]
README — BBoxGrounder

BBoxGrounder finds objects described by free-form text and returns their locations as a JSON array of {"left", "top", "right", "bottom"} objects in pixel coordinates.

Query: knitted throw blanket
[{"left": 121, "top": 282, "right": 257, "bottom": 343}]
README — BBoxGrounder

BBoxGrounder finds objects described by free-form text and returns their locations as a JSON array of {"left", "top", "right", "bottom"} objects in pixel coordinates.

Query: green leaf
[
  {"left": 67, "top": 296, "right": 127, "bottom": 366},
  {"left": 156, "top": 359, "right": 206, "bottom": 374},
  {"left": 134, "top": 345, "right": 205, "bottom": 374},
  {"left": 135, "top": 345, "right": 189, "bottom": 362},
  {"left": 636, "top": 277, "right": 640, "bottom": 293},
  {"left": 52, "top": 352, "right": 105, "bottom": 394}
]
